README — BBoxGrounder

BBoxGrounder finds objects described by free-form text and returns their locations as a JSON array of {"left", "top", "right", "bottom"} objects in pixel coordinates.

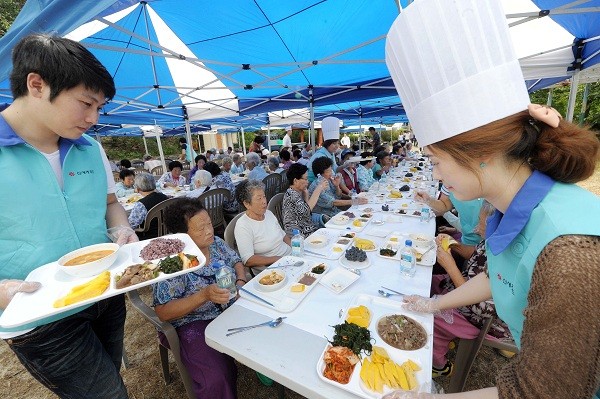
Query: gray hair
[
  {"left": 134, "top": 172, "right": 156, "bottom": 192},
  {"left": 221, "top": 156, "right": 233, "bottom": 166},
  {"left": 143, "top": 153, "right": 152, "bottom": 161},
  {"left": 235, "top": 179, "right": 265, "bottom": 206},
  {"left": 192, "top": 170, "right": 212, "bottom": 188},
  {"left": 232, "top": 153, "right": 242, "bottom": 162},
  {"left": 267, "top": 156, "right": 280, "bottom": 171},
  {"left": 245, "top": 152, "right": 261, "bottom": 166}
]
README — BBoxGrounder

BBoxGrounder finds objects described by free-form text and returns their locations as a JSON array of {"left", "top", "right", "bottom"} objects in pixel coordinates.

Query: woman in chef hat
[{"left": 383, "top": 0, "right": 600, "bottom": 398}]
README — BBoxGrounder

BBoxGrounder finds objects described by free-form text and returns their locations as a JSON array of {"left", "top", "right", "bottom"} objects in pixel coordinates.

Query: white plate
[
  {"left": 318, "top": 267, "right": 360, "bottom": 293},
  {"left": 331, "top": 215, "right": 350, "bottom": 225},
  {"left": 352, "top": 238, "right": 378, "bottom": 252},
  {"left": 339, "top": 256, "right": 372, "bottom": 270},
  {"left": 304, "top": 229, "right": 354, "bottom": 260},
  {"left": 316, "top": 294, "right": 433, "bottom": 398},
  {"left": 0, "top": 234, "right": 205, "bottom": 329},
  {"left": 238, "top": 256, "right": 326, "bottom": 312},
  {"left": 365, "top": 227, "right": 389, "bottom": 238}
]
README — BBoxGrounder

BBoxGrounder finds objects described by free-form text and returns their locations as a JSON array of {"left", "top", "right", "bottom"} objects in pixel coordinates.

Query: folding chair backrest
[
  {"left": 150, "top": 165, "right": 164, "bottom": 176},
  {"left": 224, "top": 212, "right": 245, "bottom": 252},
  {"left": 267, "top": 192, "right": 285, "bottom": 230},
  {"left": 262, "top": 173, "right": 281, "bottom": 202},
  {"left": 198, "top": 188, "right": 230, "bottom": 230},
  {"left": 279, "top": 169, "right": 290, "bottom": 192},
  {"left": 136, "top": 197, "right": 178, "bottom": 239}
]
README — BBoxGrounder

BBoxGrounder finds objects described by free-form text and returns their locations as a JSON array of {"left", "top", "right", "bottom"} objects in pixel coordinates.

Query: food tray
[
  {"left": 316, "top": 294, "right": 433, "bottom": 397},
  {"left": 0, "top": 234, "right": 205, "bottom": 328},
  {"left": 325, "top": 211, "right": 372, "bottom": 232},
  {"left": 238, "top": 256, "right": 327, "bottom": 312},
  {"left": 379, "top": 233, "right": 437, "bottom": 267},
  {"left": 318, "top": 267, "right": 360, "bottom": 293},
  {"left": 304, "top": 228, "right": 354, "bottom": 259}
]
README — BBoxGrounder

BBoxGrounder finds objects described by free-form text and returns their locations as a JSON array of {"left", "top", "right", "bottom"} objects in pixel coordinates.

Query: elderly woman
[
  {"left": 372, "top": 151, "right": 391, "bottom": 180},
  {"left": 157, "top": 160, "right": 186, "bottom": 188},
  {"left": 204, "top": 161, "right": 239, "bottom": 213},
  {"left": 230, "top": 153, "right": 245, "bottom": 174},
  {"left": 188, "top": 154, "right": 207, "bottom": 183},
  {"left": 308, "top": 156, "right": 367, "bottom": 217},
  {"left": 187, "top": 170, "right": 213, "bottom": 199},
  {"left": 115, "top": 169, "right": 135, "bottom": 198},
  {"left": 267, "top": 156, "right": 283, "bottom": 174},
  {"left": 245, "top": 152, "right": 268, "bottom": 181},
  {"left": 234, "top": 180, "right": 291, "bottom": 270},
  {"left": 154, "top": 198, "right": 245, "bottom": 399},
  {"left": 282, "top": 163, "right": 329, "bottom": 237},
  {"left": 128, "top": 172, "right": 168, "bottom": 239},
  {"left": 221, "top": 156, "right": 233, "bottom": 173},
  {"left": 356, "top": 152, "right": 376, "bottom": 191}
]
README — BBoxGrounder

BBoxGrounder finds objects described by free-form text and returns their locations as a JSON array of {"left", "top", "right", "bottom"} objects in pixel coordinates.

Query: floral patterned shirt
[
  {"left": 152, "top": 237, "right": 241, "bottom": 329},
  {"left": 212, "top": 173, "right": 239, "bottom": 212},
  {"left": 441, "top": 241, "right": 512, "bottom": 340}
]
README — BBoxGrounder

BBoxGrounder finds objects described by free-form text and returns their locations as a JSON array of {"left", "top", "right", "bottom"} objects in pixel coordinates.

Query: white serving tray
[
  {"left": 380, "top": 233, "right": 437, "bottom": 267},
  {"left": 318, "top": 267, "right": 360, "bottom": 294},
  {"left": 238, "top": 256, "right": 327, "bottom": 312},
  {"left": 316, "top": 294, "right": 433, "bottom": 398},
  {"left": 304, "top": 228, "right": 354, "bottom": 259},
  {"left": 325, "top": 211, "right": 372, "bottom": 232},
  {"left": 0, "top": 233, "right": 205, "bottom": 328}
]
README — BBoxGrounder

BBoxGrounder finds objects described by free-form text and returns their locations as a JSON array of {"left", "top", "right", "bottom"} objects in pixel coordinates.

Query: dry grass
[{"left": 2, "top": 164, "right": 598, "bottom": 398}]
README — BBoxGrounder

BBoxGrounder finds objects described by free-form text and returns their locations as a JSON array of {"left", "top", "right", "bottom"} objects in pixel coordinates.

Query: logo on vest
[
  {"left": 496, "top": 273, "right": 514, "bottom": 295},
  {"left": 68, "top": 170, "right": 95, "bottom": 176}
]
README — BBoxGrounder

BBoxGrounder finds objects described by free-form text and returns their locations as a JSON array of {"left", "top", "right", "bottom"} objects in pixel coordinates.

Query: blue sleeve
[{"left": 128, "top": 202, "right": 147, "bottom": 229}]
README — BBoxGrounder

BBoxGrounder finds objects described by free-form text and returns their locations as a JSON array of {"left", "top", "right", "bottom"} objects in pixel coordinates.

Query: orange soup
[{"left": 64, "top": 250, "right": 114, "bottom": 266}]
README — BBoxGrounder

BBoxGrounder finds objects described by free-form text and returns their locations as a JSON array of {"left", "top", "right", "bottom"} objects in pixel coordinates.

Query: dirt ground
[{"left": 2, "top": 165, "right": 598, "bottom": 399}]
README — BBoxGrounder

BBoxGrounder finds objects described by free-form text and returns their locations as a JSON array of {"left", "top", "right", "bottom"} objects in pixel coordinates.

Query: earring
[{"left": 480, "top": 162, "right": 486, "bottom": 168}]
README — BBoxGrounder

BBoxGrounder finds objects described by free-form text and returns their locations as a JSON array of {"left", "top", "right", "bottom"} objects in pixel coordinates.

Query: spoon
[
  {"left": 269, "top": 261, "right": 304, "bottom": 269},
  {"left": 347, "top": 268, "right": 362, "bottom": 276},
  {"left": 378, "top": 289, "right": 402, "bottom": 298},
  {"left": 226, "top": 317, "right": 286, "bottom": 336}
]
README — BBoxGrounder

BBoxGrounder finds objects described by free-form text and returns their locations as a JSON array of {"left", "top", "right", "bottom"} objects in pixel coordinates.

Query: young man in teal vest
[{"left": 0, "top": 34, "right": 137, "bottom": 398}]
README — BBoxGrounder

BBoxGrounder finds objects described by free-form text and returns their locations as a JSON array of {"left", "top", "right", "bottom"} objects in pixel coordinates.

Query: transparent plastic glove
[
  {"left": 403, "top": 295, "right": 453, "bottom": 324},
  {"left": 382, "top": 391, "right": 436, "bottom": 399},
  {"left": 0, "top": 280, "right": 42, "bottom": 310},
  {"left": 107, "top": 225, "right": 139, "bottom": 246}
]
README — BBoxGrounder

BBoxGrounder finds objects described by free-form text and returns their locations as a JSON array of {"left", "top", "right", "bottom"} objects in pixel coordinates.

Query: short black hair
[
  {"left": 168, "top": 160, "right": 183, "bottom": 171},
  {"left": 203, "top": 161, "right": 221, "bottom": 177},
  {"left": 373, "top": 145, "right": 386, "bottom": 155},
  {"left": 119, "top": 169, "right": 135, "bottom": 180},
  {"left": 287, "top": 163, "right": 308, "bottom": 185},
  {"left": 322, "top": 139, "right": 339, "bottom": 150},
  {"left": 280, "top": 149, "right": 291, "bottom": 161},
  {"left": 164, "top": 198, "right": 206, "bottom": 234},
  {"left": 292, "top": 149, "right": 302, "bottom": 159},
  {"left": 369, "top": 126, "right": 376, "bottom": 131},
  {"left": 120, "top": 159, "right": 131, "bottom": 169},
  {"left": 179, "top": 138, "right": 187, "bottom": 143},
  {"left": 311, "top": 156, "right": 333, "bottom": 176},
  {"left": 194, "top": 154, "right": 207, "bottom": 163},
  {"left": 360, "top": 151, "right": 374, "bottom": 166},
  {"left": 375, "top": 151, "right": 390, "bottom": 163},
  {"left": 10, "top": 34, "right": 115, "bottom": 101},
  {"left": 253, "top": 136, "right": 265, "bottom": 144},
  {"left": 392, "top": 145, "right": 401, "bottom": 155}
]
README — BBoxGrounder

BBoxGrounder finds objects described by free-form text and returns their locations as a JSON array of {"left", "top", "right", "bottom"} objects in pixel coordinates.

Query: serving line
[{"left": 205, "top": 199, "right": 436, "bottom": 398}]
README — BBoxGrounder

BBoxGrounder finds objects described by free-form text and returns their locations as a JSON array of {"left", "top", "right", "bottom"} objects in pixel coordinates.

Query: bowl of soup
[{"left": 57, "top": 243, "right": 120, "bottom": 277}]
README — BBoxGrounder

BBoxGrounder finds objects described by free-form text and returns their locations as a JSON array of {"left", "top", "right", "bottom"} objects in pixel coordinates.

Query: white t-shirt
[
  {"left": 234, "top": 211, "right": 291, "bottom": 264},
  {"left": 0, "top": 143, "right": 115, "bottom": 339},
  {"left": 282, "top": 134, "right": 292, "bottom": 148}
]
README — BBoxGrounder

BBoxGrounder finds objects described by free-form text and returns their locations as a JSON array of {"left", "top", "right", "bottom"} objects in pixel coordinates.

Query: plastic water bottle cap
[
  {"left": 292, "top": 229, "right": 300, "bottom": 235},
  {"left": 405, "top": 239, "right": 412, "bottom": 246}
]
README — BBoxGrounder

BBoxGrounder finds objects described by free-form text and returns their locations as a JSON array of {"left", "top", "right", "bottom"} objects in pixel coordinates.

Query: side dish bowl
[{"left": 57, "top": 243, "right": 120, "bottom": 278}]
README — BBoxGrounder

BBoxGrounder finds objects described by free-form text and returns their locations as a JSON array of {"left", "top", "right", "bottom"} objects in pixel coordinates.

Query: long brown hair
[{"left": 428, "top": 110, "right": 599, "bottom": 183}]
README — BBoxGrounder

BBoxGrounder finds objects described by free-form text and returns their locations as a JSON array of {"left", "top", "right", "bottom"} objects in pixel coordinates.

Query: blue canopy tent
[{"left": 0, "top": 0, "right": 598, "bottom": 141}]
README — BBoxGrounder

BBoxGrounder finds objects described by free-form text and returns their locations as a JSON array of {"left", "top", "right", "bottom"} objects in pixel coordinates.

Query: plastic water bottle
[
  {"left": 400, "top": 239, "right": 416, "bottom": 277},
  {"left": 213, "top": 261, "right": 237, "bottom": 300},
  {"left": 291, "top": 229, "right": 304, "bottom": 257},
  {"left": 420, "top": 206, "right": 430, "bottom": 223},
  {"left": 351, "top": 188, "right": 358, "bottom": 205}
]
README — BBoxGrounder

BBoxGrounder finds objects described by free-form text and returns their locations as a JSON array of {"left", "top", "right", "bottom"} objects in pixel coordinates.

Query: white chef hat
[
  {"left": 321, "top": 116, "right": 341, "bottom": 141},
  {"left": 285, "top": 125, "right": 292, "bottom": 132},
  {"left": 385, "top": 0, "right": 530, "bottom": 147}
]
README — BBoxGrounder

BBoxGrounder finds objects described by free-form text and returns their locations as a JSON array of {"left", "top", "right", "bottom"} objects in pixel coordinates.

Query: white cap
[
  {"left": 385, "top": 0, "right": 530, "bottom": 147},
  {"left": 285, "top": 125, "right": 292, "bottom": 132},
  {"left": 321, "top": 116, "right": 340, "bottom": 141}
]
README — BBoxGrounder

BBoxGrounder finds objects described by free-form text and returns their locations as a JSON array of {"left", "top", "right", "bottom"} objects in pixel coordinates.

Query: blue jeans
[{"left": 6, "top": 295, "right": 128, "bottom": 399}]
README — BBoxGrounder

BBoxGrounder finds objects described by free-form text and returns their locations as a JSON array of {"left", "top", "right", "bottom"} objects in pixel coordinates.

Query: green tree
[{"left": 0, "top": 0, "right": 25, "bottom": 37}]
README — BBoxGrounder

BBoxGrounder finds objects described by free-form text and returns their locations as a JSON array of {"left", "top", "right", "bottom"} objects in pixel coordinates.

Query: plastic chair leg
[{"left": 159, "top": 343, "right": 172, "bottom": 384}]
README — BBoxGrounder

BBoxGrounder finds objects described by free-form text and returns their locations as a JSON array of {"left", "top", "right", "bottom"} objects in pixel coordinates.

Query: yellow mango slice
[
  {"left": 54, "top": 271, "right": 110, "bottom": 308},
  {"left": 406, "top": 359, "right": 422, "bottom": 372},
  {"left": 395, "top": 363, "right": 409, "bottom": 390}
]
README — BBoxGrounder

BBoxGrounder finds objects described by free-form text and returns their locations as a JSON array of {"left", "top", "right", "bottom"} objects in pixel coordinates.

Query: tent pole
[
  {"left": 155, "top": 133, "right": 166, "bottom": 171},
  {"left": 309, "top": 87, "right": 315, "bottom": 148},
  {"left": 241, "top": 126, "right": 247, "bottom": 155},
  {"left": 142, "top": 136, "right": 149, "bottom": 155},
  {"left": 578, "top": 83, "right": 590, "bottom": 126},
  {"left": 358, "top": 115, "right": 363, "bottom": 152},
  {"left": 566, "top": 70, "right": 580, "bottom": 122},
  {"left": 546, "top": 88, "right": 553, "bottom": 106},
  {"left": 267, "top": 124, "right": 271, "bottom": 152}
]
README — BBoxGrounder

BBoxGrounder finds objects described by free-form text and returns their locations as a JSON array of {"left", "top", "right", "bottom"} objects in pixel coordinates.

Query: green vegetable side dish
[
  {"left": 379, "top": 248, "right": 398, "bottom": 257},
  {"left": 311, "top": 264, "right": 326, "bottom": 274},
  {"left": 328, "top": 321, "right": 373, "bottom": 357},
  {"left": 158, "top": 255, "right": 183, "bottom": 274}
]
